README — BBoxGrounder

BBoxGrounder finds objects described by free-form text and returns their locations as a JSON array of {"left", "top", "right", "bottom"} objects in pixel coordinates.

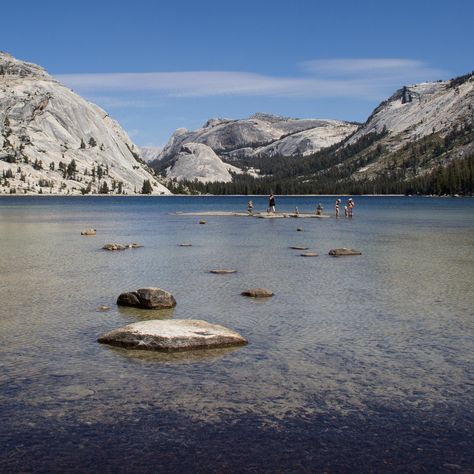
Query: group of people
[
  {"left": 247, "top": 193, "right": 275, "bottom": 214},
  {"left": 246, "top": 194, "right": 355, "bottom": 217},
  {"left": 335, "top": 197, "right": 355, "bottom": 217}
]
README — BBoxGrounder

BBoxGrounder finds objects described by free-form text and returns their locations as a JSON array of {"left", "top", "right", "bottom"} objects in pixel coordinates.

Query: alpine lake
[{"left": 0, "top": 195, "right": 473, "bottom": 473}]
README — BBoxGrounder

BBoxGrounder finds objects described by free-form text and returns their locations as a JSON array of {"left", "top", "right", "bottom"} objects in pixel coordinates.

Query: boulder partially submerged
[
  {"left": 102, "top": 243, "right": 143, "bottom": 251},
  {"left": 102, "top": 243, "right": 126, "bottom": 251},
  {"left": 241, "top": 288, "right": 274, "bottom": 298},
  {"left": 98, "top": 319, "right": 247, "bottom": 352},
  {"left": 300, "top": 252, "right": 319, "bottom": 257},
  {"left": 210, "top": 269, "right": 237, "bottom": 274},
  {"left": 81, "top": 229, "right": 96, "bottom": 236},
  {"left": 117, "top": 287, "right": 177, "bottom": 309},
  {"left": 329, "top": 248, "right": 362, "bottom": 257}
]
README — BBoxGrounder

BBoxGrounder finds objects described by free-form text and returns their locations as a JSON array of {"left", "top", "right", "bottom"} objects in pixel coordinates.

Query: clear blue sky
[{"left": 1, "top": 0, "right": 472, "bottom": 147}]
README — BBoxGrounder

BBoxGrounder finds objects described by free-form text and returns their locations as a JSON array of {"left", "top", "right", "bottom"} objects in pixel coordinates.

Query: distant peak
[
  {"left": 202, "top": 118, "right": 232, "bottom": 128},
  {"left": 249, "top": 112, "right": 289, "bottom": 123},
  {"left": 0, "top": 51, "right": 50, "bottom": 79}
]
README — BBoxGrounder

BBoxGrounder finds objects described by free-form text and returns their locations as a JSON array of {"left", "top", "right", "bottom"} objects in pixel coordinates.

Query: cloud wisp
[{"left": 56, "top": 59, "right": 448, "bottom": 107}]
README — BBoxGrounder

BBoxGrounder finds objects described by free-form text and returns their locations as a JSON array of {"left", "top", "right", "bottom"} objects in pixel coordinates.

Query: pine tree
[{"left": 141, "top": 179, "right": 153, "bottom": 194}]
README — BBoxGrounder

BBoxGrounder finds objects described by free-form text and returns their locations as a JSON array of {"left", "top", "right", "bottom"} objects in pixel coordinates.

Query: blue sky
[{"left": 1, "top": 0, "right": 473, "bottom": 147}]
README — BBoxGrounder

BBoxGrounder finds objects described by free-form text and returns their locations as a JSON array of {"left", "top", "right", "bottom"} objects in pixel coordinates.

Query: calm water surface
[{"left": 0, "top": 196, "right": 473, "bottom": 472}]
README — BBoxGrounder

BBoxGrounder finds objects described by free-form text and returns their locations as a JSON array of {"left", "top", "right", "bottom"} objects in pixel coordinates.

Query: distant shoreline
[{"left": 0, "top": 193, "right": 469, "bottom": 198}]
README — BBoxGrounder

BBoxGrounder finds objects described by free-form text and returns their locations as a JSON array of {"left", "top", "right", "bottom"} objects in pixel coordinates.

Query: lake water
[{"left": 0, "top": 196, "right": 473, "bottom": 472}]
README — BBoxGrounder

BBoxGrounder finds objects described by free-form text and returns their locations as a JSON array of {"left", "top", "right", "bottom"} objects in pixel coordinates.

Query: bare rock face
[
  {"left": 329, "top": 248, "right": 362, "bottom": 256},
  {"left": 98, "top": 319, "right": 247, "bottom": 352},
  {"left": 241, "top": 288, "right": 274, "bottom": 298},
  {"left": 117, "top": 287, "right": 177, "bottom": 309}
]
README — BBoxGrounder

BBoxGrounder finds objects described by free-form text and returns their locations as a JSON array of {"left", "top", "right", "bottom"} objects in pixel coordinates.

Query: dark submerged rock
[
  {"left": 241, "top": 288, "right": 274, "bottom": 298},
  {"left": 117, "top": 287, "right": 177, "bottom": 309}
]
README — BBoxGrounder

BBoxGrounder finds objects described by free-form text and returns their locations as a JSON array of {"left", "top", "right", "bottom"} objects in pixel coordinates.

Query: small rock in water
[
  {"left": 289, "top": 246, "right": 309, "bottom": 250},
  {"left": 98, "top": 319, "right": 248, "bottom": 352},
  {"left": 241, "top": 288, "right": 274, "bottom": 298},
  {"left": 178, "top": 243, "right": 193, "bottom": 247},
  {"left": 102, "top": 243, "right": 126, "bottom": 251},
  {"left": 81, "top": 229, "right": 96, "bottom": 236},
  {"left": 117, "top": 287, "right": 177, "bottom": 309},
  {"left": 296, "top": 228, "right": 303, "bottom": 232},
  {"left": 97, "top": 305, "right": 111, "bottom": 312},
  {"left": 329, "top": 248, "right": 362, "bottom": 257},
  {"left": 102, "top": 243, "right": 142, "bottom": 251},
  {"left": 199, "top": 220, "right": 206, "bottom": 224},
  {"left": 127, "top": 242, "right": 143, "bottom": 249},
  {"left": 210, "top": 269, "right": 237, "bottom": 274},
  {"left": 300, "top": 252, "right": 319, "bottom": 257}
]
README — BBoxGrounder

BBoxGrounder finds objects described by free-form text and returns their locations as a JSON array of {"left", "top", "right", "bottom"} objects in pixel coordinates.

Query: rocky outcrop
[
  {"left": 0, "top": 52, "right": 171, "bottom": 195},
  {"left": 164, "top": 143, "right": 242, "bottom": 183},
  {"left": 329, "top": 248, "right": 362, "bottom": 256},
  {"left": 117, "top": 287, "right": 177, "bottom": 309},
  {"left": 97, "top": 319, "right": 247, "bottom": 352},
  {"left": 241, "top": 288, "right": 274, "bottom": 298}
]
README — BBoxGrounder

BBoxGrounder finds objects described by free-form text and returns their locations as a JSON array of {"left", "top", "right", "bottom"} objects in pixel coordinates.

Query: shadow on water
[{"left": 1, "top": 401, "right": 472, "bottom": 473}]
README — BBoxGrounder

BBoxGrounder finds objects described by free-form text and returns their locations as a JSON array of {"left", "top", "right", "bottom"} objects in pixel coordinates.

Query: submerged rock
[
  {"left": 127, "top": 243, "right": 143, "bottom": 248},
  {"left": 329, "top": 248, "right": 362, "bottom": 257},
  {"left": 81, "top": 229, "right": 96, "bottom": 236},
  {"left": 296, "top": 228, "right": 304, "bottom": 232},
  {"left": 117, "top": 287, "right": 177, "bottom": 309},
  {"left": 241, "top": 288, "right": 274, "bottom": 298},
  {"left": 300, "top": 252, "right": 319, "bottom": 257},
  {"left": 178, "top": 243, "right": 193, "bottom": 247},
  {"left": 102, "top": 243, "right": 127, "bottom": 251},
  {"left": 102, "top": 243, "right": 143, "bottom": 251},
  {"left": 97, "top": 305, "right": 111, "bottom": 312},
  {"left": 210, "top": 269, "right": 237, "bottom": 274},
  {"left": 98, "top": 319, "right": 247, "bottom": 352},
  {"left": 289, "top": 246, "right": 309, "bottom": 250}
]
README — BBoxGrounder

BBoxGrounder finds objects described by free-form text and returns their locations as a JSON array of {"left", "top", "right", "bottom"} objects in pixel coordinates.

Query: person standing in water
[
  {"left": 335, "top": 199, "right": 341, "bottom": 217},
  {"left": 347, "top": 198, "right": 355, "bottom": 217},
  {"left": 247, "top": 200, "right": 253, "bottom": 215},
  {"left": 268, "top": 193, "right": 276, "bottom": 213}
]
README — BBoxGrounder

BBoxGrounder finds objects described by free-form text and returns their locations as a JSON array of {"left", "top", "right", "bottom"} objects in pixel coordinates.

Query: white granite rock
[{"left": 98, "top": 319, "right": 247, "bottom": 352}]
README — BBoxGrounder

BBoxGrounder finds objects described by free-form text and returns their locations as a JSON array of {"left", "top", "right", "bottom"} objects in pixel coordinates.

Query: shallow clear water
[{"left": 1, "top": 195, "right": 473, "bottom": 472}]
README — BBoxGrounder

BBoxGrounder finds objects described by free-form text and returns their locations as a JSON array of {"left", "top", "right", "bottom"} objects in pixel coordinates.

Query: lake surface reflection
[{"left": 1, "top": 196, "right": 473, "bottom": 472}]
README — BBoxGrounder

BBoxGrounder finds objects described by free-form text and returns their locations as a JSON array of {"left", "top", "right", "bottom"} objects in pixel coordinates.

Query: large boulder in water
[
  {"left": 117, "top": 287, "right": 177, "bottom": 309},
  {"left": 98, "top": 319, "right": 247, "bottom": 352}
]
